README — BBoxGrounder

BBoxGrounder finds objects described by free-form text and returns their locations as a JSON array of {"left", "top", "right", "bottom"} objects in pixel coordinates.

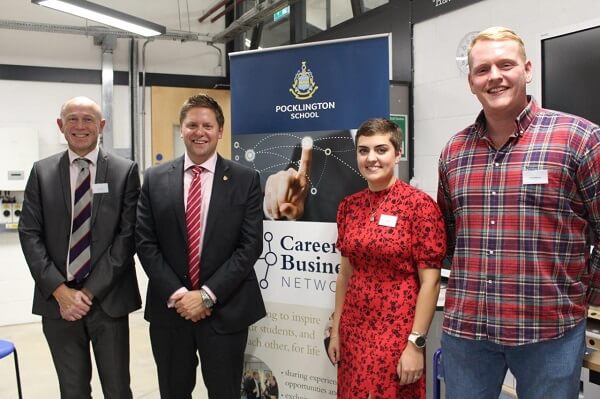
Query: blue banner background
[{"left": 230, "top": 35, "right": 390, "bottom": 134}]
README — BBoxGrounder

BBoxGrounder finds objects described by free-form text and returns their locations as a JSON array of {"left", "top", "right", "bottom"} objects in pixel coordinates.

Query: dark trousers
[
  {"left": 150, "top": 320, "right": 248, "bottom": 399},
  {"left": 42, "top": 303, "right": 132, "bottom": 399}
]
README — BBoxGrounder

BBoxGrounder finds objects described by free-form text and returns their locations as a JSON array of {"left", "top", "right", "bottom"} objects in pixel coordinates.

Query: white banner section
[{"left": 244, "top": 220, "right": 338, "bottom": 399}]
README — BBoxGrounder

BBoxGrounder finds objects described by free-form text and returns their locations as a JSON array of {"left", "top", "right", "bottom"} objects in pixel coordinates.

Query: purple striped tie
[
  {"left": 68, "top": 158, "right": 92, "bottom": 282},
  {"left": 186, "top": 166, "right": 203, "bottom": 290}
]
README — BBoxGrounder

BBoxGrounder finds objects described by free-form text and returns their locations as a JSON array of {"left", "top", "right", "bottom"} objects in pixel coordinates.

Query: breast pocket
[{"left": 519, "top": 167, "right": 564, "bottom": 211}]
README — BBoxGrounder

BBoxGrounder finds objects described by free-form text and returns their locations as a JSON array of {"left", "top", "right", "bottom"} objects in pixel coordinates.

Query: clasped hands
[
  {"left": 172, "top": 290, "right": 212, "bottom": 322},
  {"left": 53, "top": 284, "right": 93, "bottom": 321}
]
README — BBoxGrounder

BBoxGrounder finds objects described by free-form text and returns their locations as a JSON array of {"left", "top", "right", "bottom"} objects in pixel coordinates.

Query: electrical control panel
[{"left": 0, "top": 127, "right": 38, "bottom": 191}]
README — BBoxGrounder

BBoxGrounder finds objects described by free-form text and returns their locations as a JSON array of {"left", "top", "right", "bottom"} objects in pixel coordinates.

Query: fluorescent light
[{"left": 32, "top": 0, "right": 166, "bottom": 37}]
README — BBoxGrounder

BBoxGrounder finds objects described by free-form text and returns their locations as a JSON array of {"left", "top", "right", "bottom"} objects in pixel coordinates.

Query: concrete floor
[
  {"left": 0, "top": 311, "right": 209, "bottom": 399},
  {"left": 0, "top": 310, "right": 525, "bottom": 399}
]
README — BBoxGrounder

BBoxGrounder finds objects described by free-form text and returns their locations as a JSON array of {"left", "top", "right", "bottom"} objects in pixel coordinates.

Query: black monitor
[{"left": 542, "top": 25, "right": 600, "bottom": 125}]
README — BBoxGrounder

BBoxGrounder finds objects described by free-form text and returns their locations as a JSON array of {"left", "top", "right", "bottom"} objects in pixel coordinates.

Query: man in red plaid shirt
[{"left": 438, "top": 26, "right": 600, "bottom": 399}]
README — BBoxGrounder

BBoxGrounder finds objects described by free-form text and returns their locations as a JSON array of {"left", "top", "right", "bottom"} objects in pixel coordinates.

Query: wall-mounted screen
[{"left": 542, "top": 25, "right": 600, "bottom": 125}]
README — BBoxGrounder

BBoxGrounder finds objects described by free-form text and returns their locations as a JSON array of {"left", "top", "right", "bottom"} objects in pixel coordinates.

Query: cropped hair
[
  {"left": 179, "top": 93, "right": 225, "bottom": 127},
  {"left": 356, "top": 118, "right": 402, "bottom": 153}
]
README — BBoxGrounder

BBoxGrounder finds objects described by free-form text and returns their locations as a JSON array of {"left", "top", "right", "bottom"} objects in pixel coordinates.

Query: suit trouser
[
  {"left": 42, "top": 303, "right": 132, "bottom": 399},
  {"left": 150, "top": 320, "right": 248, "bottom": 399}
]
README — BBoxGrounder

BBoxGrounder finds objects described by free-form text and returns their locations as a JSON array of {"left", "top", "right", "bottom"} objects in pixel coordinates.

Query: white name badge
[
  {"left": 92, "top": 183, "right": 109, "bottom": 194},
  {"left": 522, "top": 169, "right": 548, "bottom": 185},
  {"left": 378, "top": 214, "right": 397, "bottom": 227}
]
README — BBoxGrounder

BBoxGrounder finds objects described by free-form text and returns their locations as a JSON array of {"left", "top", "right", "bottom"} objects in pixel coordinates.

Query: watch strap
[{"left": 200, "top": 288, "right": 214, "bottom": 308}]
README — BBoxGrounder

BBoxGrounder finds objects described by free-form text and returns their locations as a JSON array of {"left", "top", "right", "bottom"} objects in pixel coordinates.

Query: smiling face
[
  {"left": 468, "top": 38, "right": 532, "bottom": 120},
  {"left": 356, "top": 132, "right": 400, "bottom": 191},
  {"left": 57, "top": 97, "right": 104, "bottom": 156},
  {"left": 181, "top": 106, "right": 223, "bottom": 164}
]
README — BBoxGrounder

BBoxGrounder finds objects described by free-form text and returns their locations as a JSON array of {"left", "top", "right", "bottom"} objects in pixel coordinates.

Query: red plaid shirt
[{"left": 437, "top": 98, "right": 600, "bottom": 345}]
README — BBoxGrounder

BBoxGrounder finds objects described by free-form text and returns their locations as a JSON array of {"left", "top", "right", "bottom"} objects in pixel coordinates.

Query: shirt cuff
[
  {"left": 167, "top": 287, "right": 188, "bottom": 308},
  {"left": 202, "top": 285, "right": 217, "bottom": 303}
]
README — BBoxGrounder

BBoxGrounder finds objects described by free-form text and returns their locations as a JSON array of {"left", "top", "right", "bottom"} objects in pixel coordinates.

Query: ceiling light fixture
[{"left": 31, "top": 0, "right": 166, "bottom": 37}]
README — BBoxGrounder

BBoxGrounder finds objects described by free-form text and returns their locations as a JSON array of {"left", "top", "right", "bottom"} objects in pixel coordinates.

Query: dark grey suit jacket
[
  {"left": 136, "top": 154, "right": 266, "bottom": 333},
  {"left": 18, "top": 148, "right": 142, "bottom": 318}
]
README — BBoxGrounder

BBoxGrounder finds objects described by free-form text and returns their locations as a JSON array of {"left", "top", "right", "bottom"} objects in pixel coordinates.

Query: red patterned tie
[{"left": 186, "top": 166, "right": 203, "bottom": 290}]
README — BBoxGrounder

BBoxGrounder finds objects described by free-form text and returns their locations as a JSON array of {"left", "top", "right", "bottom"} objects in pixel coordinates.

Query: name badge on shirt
[
  {"left": 92, "top": 183, "right": 109, "bottom": 194},
  {"left": 378, "top": 214, "right": 397, "bottom": 227},
  {"left": 522, "top": 169, "right": 548, "bottom": 185}
]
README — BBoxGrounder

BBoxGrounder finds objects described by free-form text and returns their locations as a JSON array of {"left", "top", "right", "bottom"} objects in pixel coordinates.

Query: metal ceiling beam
[
  {"left": 0, "top": 19, "right": 211, "bottom": 42},
  {"left": 211, "top": 0, "right": 301, "bottom": 43},
  {"left": 197, "top": 0, "right": 230, "bottom": 23},
  {"left": 210, "top": 0, "right": 245, "bottom": 24}
]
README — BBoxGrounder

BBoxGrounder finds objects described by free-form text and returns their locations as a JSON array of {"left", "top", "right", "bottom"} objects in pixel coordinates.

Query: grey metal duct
[{"left": 0, "top": 19, "right": 211, "bottom": 42}]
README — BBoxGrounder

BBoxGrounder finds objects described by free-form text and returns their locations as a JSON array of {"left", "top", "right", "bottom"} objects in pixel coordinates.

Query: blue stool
[
  {"left": 433, "top": 348, "right": 443, "bottom": 399},
  {"left": 0, "top": 339, "right": 23, "bottom": 399}
]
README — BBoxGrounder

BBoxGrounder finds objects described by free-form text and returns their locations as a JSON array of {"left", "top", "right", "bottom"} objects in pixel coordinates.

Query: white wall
[{"left": 413, "top": 0, "right": 600, "bottom": 198}]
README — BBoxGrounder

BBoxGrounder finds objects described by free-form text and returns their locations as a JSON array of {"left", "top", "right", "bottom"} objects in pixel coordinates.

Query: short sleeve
[
  {"left": 411, "top": 193, "right": 447, "bottom": 269},
  {"left": 336, "top": 197, "right": 349, "bottom": 256}
]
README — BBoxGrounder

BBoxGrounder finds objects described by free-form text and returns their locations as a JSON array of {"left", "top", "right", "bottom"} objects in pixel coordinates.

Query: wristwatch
[
  {"left": 200, "top": 288, "right": 214, "bottom": 309},
  {"left": 408, "top": 332, "right": 427, "bottom": 349}
]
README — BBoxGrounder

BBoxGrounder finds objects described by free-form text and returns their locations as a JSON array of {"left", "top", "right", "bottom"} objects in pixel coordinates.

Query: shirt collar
[
  {"left": 68, "top": 146, "right": 99, "bottom": 166},
  {"left": 184, "top": 151, "right": 217, "bottom": 174},
  {"left": 473, "top": 95, "right": 539, "bottom": 139}
]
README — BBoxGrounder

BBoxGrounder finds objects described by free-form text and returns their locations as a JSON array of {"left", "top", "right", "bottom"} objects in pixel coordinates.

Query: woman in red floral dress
[{"left": 327, "top": 118, "right": 446, "bottom": 399}]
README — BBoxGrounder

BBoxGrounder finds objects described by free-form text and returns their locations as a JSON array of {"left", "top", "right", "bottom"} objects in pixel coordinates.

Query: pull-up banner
[
  {"left": 230, "top": 34, "right": 390, "bottom": 134},
  {"left": 230, "top": 34, "right": 390, "bottom": 399}
]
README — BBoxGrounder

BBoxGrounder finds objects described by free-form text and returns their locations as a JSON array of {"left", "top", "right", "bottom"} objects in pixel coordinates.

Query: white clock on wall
[{"left": 456, "top": 31, "right": 480, "bottom": 75}]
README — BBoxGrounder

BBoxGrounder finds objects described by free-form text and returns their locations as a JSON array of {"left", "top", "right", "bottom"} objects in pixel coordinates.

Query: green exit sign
[{"left": 273, "top": 6, "right": 290, "bottom": 22}]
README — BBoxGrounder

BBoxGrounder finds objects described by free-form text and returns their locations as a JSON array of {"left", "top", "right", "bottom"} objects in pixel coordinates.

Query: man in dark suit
[
  {"left": 136, "top": 93, "right": 265, "bottom": 399},
  {"left": 18, "top": 96, "right": 141, "bottom": 399},
  {"left": 242, "top": 371, "right": 259, "bottom": 398},
  {"left": 248, "top": 371, "right": 262, "bottom": 399}
]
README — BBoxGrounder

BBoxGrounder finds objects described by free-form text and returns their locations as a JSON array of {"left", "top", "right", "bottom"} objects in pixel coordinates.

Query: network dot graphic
[
  {"left": 245, "top": 149, "right": 256, "bottom": 162},
  {"left": 301, "top": 136, "right": 313, "bottom": 150},
  {"left": 257, "top": 232, "right": 277, "bottom": 289},
  {"left": 233, "top": 132, "right": 363, "bottom": 196}
]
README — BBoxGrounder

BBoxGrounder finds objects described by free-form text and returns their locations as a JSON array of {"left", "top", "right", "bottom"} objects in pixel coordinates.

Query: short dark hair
[
  {"left": 179, "top": 93, "right": 225, "bottom": 128},
  {"left": 356, "top": 118, "right": 402, "bottom": 152}
]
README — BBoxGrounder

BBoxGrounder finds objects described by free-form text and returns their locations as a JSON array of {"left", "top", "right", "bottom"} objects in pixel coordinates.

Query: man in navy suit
[
  {"left": 136, "top": 93, "right": 265, "bottom": 399},
  {"left": 19, "top": 96, "right": 141, "bottom": 398}
]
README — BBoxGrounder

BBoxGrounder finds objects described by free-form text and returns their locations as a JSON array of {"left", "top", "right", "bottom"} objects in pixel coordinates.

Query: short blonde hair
[{"left": 468, "top": 26, "right": 527, "bottom": 67}]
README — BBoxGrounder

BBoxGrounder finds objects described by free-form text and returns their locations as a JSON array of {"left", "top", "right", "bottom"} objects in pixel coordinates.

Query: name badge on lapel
[{"left": 92, "top": 183, "right": 109, "bottom": 194}]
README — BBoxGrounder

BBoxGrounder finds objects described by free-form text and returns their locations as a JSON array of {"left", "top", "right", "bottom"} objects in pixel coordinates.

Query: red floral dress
[{"left": 336, "top": 180, "right": 446, "bottom": 399}]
